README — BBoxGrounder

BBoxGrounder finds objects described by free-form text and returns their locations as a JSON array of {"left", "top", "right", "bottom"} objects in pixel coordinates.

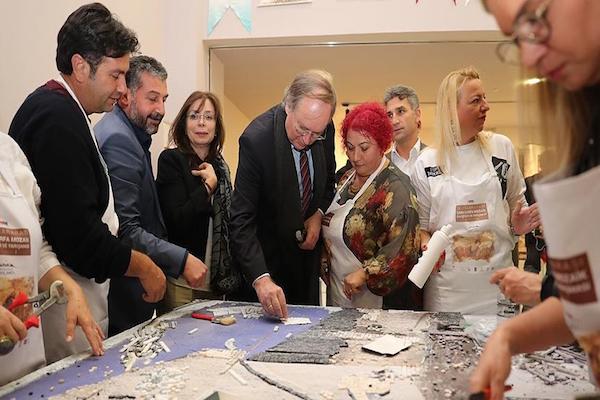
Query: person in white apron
[
  {"left": 321, "top": 103, "right": 421, "bottom": 310},
  {"left": 471, "top": 2, "right": 600, "bottom": 397},
  {"left": 411, "top": 66, "right": 539, "bottom": 315},
  {"left": 0, "top": 133, "right": 103, "bottom": 386}
]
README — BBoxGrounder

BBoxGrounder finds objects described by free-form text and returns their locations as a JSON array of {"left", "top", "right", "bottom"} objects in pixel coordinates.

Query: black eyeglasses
[{"left": 496, "top": 0, "right": 553, "bottom": 65}]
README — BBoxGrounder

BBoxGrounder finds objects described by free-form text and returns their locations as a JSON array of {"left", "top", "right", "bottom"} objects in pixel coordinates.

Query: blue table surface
[{"left": 1, "top": 303, "right": 329, "bottom": 399}]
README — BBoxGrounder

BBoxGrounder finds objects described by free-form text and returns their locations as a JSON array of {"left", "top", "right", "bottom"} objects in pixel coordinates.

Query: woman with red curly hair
[{"left": 320, "top": 102, "right": 421, "bottom": 309}]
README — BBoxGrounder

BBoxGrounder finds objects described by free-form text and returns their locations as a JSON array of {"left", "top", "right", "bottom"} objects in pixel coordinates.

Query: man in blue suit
[{"left": 95, "top": 55, "right": 207, "bottom": 335}]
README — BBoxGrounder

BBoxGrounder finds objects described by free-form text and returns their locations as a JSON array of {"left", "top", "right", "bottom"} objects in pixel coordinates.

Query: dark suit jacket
[
  {"left": 95, "top": 106, "right": 187, "bottom": 335},
  {"left": 229, "top": 104, "right": 336, "bottom": 305},
  {"left": 9, "top": 81, "right": 131, "bottom": 281},
  {"left": 155, "top": 148, "right": 213, "bottom": 264}
]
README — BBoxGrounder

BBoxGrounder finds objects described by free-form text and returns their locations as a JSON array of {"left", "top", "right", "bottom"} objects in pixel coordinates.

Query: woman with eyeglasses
[
  {"left": 410, "top": 66, "right": 539, "bottom": 315},
  {"left": 156, "top": 92, "right": 241, "bottom": 312},
  {"left": 320, "top": 102, "right": 422, "bottom": 310},
  {"left": 472, "top": 1, "right": 600, "bottom": 397}
]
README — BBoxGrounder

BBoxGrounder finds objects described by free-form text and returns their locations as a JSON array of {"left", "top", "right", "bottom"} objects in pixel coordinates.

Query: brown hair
[{"left": 169, "top": 91, "right": 225, "bottom": 164}]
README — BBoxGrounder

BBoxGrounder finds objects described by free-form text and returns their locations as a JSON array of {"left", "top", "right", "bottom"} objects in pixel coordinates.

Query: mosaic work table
[{"left": 0, "top": 300, "right": 595, "bottom": 400}]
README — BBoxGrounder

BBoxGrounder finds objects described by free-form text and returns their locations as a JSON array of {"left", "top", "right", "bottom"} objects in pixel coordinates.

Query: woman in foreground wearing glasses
[
  {"left": 320, "top": 102, "right": 421, "bottom": 310},
  {"left": 156, "top": 92, "right": 240, "bottom": 312},
  {"left": 472, "top": 1, "right": 600, "bottom": 398},
  {"left": 411, "top": 66, "right": 538, "bottom": 315}
]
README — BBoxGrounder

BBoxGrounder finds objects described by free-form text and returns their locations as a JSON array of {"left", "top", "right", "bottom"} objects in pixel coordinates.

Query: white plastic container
[{"left": 408, "top": 225, "right": 452, "bottom": 289}]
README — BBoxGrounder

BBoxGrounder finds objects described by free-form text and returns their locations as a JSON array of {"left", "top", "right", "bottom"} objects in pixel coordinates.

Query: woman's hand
[
  {"left": 420, "top": 230, "right": 445, "bottom": 273},
  {"left": 343, "top": 269, "right": 367, "bottom": 300},
  {"left": 419, "top": 230, "right": 431, "bottom": 252},
  {"left": 511, "top": 200, "right": 540, "bottom": 235},
  {"left": 192, "top": 162, "right": 218, "bottom": 195},
  {"left": 64, "top": 285, "right": 105, "bottom": 356},
  {"left": 490, "top": 267, "right": 542, "bottom": 306},
  {"left": 470, "top": 327, "right": 513, "bottom": 400}
]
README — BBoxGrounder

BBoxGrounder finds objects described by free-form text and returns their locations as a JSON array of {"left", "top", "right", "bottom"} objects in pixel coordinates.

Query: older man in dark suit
[{"left": 230, "top": 70, "right": 336, "bottom": 319}]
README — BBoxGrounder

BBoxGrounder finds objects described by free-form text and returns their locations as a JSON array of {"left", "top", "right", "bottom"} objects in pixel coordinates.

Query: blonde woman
[
  {"left": 411, "top": 66, "right": 539, "bottom": 314},
  {"left": 472, "top": 1, "right": 600, "bottom": 397}
]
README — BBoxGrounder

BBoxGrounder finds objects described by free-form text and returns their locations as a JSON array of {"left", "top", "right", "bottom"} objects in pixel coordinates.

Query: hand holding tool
[
  {"left": 469, "top": 384, "right": 513, "bottom": 400},
  {"left": 0, "top": 281, "right": 66, "bottom": 355}
]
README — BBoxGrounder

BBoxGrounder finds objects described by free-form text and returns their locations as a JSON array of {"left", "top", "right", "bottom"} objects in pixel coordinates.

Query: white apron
[
  {"left": 534, "top": 165, "right": 600, "bottom": 385},
  {"left": 323, "top": 158, "right": 386, "bottom": 309},
  {"left": 424, "top": 148, "right": 515, "bottom": 314},
  {"left": 0, "top": 161, "right": 45, "bottom": 385},
  {"left": 41, "top": 77, "right": 117, "bottom": 363}
]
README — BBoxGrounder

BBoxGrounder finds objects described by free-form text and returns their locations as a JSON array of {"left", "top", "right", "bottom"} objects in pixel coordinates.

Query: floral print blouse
[{"left": 321, "top": 158, "right": 422, "bottom": 309}]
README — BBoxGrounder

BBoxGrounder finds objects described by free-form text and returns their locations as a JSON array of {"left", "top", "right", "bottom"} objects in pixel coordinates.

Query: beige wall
[
  {"left": 1, "top": 1, "right": 164, "bottom": 131},
  {"left": 0, "top": 0, "right": 208, "bottom": 173},
  {"left": 1, "top": 0, "right": 502, "bottom": 174},
  {"left": 222, "top": 96, "right": 251, "bottom": 182},
  {"left": 206, "top": 0, "right": 506, "bottom": 176},
  {"left": 208, "top": 0, "right": 498, "bottom": 40}
]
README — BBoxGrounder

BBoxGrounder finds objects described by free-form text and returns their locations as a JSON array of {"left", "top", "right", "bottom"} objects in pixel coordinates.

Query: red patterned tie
[{"left": 300, "top": 150, "right": 312, "bottom": 215}]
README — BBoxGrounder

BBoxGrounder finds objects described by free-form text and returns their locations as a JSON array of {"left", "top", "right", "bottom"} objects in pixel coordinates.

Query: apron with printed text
[
  {"left": 534, "top": 165, "right": 600, "bottom": 385},
  {"left": 0, "top": 161, "right": 45, "bottom": 385},
  {"left": 424, "top": 149, "right": 515, "bottom": 314},
  {"left": 322, "top": 158, "right": 386, "bottom": 309}
]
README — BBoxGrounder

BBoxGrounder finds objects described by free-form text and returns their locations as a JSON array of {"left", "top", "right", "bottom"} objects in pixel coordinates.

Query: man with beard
[{"left": 95, "top": 55, "right": 207, "bottom": 335}]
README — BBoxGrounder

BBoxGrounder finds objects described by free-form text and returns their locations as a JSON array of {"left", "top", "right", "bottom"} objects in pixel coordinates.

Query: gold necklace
[{"left": 348, "top": 176, "right": 365, "bottom": 195}]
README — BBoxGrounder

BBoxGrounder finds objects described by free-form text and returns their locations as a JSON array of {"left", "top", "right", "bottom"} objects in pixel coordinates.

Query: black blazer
[
  {"left": 156, "top": 148, "right": 213, "bottom": 262},
  {"left": 229, "top": 105, "right": 336, "bottom": 305}
]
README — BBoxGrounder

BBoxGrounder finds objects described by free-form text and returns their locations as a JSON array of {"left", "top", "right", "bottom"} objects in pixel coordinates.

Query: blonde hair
[
  {"left": 533, "top": 82, "right": 592, "bottom": 173},
  {"left": 435, "top": 66, "right": 491, "bottom": 174}
]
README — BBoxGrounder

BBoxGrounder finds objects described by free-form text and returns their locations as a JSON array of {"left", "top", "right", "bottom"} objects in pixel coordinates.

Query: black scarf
[{"left": 210, "top": 154, "right": 242, "bottom": 294}]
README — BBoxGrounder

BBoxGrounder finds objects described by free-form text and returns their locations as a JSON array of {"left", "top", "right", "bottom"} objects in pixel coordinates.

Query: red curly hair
[{"left": 341, "top": 102, "right": 393, "bottom": 152}]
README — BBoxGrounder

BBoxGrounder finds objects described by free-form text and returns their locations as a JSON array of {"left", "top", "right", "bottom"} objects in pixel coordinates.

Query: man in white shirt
[{"left": 383, "top": 85, "right": 426, "bottom": 176}]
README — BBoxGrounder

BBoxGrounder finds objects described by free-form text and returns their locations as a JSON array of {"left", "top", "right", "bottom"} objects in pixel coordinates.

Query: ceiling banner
[{"left": 208, "top": 0, "right": 252, "bottom": 35}]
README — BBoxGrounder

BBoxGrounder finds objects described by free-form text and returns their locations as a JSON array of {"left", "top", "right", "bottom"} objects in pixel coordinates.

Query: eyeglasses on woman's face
[
  {"left": 187, "top": 111, "right": 215, "bottom": 123},
  {"left": 496, "top": 0, "right": 553, "bottom": 65}
]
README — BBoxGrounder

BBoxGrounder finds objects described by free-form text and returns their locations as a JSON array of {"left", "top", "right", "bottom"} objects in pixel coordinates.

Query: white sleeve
[
  {"left": 411, "top": 157, "right": 432, "bottom": 232},
  {"left": 504, "top": 137, "right": 527, "bottom": 213},
  {"left": 14, "top": 145, "right": 61, "bottom": 279}
]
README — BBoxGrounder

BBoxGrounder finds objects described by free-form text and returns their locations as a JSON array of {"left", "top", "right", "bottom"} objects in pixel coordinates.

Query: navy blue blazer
[
  {"left": 95, "top": 106, "right": 187, "bottom": 335},
  {"left": 95, "top": 106, "right": 186, "bottom": 277}
]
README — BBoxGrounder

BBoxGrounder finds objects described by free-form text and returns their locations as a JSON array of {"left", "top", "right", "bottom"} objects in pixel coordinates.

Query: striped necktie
[{"left": 300, "top": 150, "right": 312, "bottom": 215}]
